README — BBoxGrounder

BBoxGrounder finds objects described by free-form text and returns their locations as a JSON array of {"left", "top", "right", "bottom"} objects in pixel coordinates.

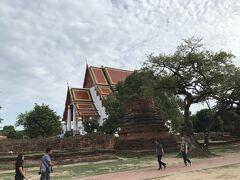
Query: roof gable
[{"left": 83, "top": 65, "right": 94, "bottom": 88}]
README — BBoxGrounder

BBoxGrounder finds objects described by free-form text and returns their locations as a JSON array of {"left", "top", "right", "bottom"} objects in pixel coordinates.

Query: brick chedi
[{"left": 115, "top": 98, "right": 177, "bottom": 151}]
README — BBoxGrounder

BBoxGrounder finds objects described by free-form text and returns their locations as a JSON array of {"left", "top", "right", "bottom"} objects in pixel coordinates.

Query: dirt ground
[
  {"left": 158, "top": 164, "right": 240, "bottom": 180},
  {"left": 80, "top": 154, "right": 240, "bottom": 180},
  {"left": 8, "top": 163, "right": 240, "bottom": 180}
]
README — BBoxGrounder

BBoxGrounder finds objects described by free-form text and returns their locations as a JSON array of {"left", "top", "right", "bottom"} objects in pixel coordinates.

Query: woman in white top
[{"left": 180, "top": 137, "right": 192, "bottom": 166}]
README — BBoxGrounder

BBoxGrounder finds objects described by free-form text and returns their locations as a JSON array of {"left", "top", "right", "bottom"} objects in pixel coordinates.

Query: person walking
[
  {"left": 15, "top": 153, "right": 27, "bottom": 180},
  {"left": 180, "top": 137, "right": 192, "bottom": 166},
  {"left": 39, "top": 148, "right": 54, "bottom": 180},
  {"left": 155, "top": 140, "right": 166, "bottom": 170}
]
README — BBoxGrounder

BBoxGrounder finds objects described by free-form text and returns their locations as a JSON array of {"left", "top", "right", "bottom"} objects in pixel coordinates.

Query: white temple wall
[{"left": 89, "top": 87, "right": 108, "bottom": 125}]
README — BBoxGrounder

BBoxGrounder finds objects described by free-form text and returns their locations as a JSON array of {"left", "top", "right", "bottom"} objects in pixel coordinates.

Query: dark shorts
[
  {"left": 15, "top": 174, "right": 24, "bottom": 180},
  {"left": 40, "top": 172, "right": 50, "bottom": 180}
]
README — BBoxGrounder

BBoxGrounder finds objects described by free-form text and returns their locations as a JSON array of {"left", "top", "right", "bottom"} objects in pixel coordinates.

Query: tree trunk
[
  {"left": 185, "top": 133, "right": 214, "bottom": 157},
  {"left": 184, "top": 103, "right": 192, "bottom": 134},
  {"left": 183, "top": 100, "right": 214, "bottom": 157},
  {"left": 204, "top": 131, "right": 209, "bottom": 149}
]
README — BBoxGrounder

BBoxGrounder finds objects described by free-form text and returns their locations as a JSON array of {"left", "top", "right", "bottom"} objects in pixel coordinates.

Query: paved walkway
[{"left": 80, "top": 154, "right": 240, "bottom": 180}]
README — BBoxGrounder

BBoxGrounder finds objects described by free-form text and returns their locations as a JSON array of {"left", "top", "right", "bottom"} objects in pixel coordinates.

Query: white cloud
[{"left": 0, "top": 0, "right": 240, "bottom": 127}]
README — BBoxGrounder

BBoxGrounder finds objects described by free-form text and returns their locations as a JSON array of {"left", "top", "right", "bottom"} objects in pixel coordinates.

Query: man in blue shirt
[{"left": 40, "top": 148, "right": 54, "bottom": 180}]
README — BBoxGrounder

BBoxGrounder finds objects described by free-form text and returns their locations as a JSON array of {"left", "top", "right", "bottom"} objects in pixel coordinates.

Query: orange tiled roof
[
  {"left": 90, "top": 67, "right": 109, "bottom": 85},
  {"left": 86, "top": 66, "right": 133, "bottom": 98},
  {"left": 103, "top": 67, "right": 132, "bottom": 85},
  {"left": 87, "top": 66, "right": 133, "bottom": 87}
]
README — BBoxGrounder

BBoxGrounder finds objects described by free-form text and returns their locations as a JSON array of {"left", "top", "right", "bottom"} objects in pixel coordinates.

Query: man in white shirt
[{"left": 180, "top": 137, "right": 192, "bottom": 166}]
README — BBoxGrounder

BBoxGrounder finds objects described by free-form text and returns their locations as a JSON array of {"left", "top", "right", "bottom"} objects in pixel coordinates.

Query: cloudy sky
[{"left": 1, "top": 0, "right": 240, "bottom": 128}]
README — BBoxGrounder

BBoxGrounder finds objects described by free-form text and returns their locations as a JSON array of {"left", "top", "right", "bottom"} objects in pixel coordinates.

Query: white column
[
  {"left": 75, "top": 120, "right": 78, "bottom": 131},
  {"left": 63, "top": 123, "right": 67, "bottom": 133},
  {"left": 67, "top": 105, "right": 71, "bottom": 131},
  {"left": 79, "top": 120, "right": 85, "bottom": 135},
  {"left": 73, "top": 106, "right": 77, "bottom": 131}
]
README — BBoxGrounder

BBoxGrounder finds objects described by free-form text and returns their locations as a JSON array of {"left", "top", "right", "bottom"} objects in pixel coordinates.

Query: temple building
[{"left": 63, "top": 65, "right": 132, "bottom": 135}]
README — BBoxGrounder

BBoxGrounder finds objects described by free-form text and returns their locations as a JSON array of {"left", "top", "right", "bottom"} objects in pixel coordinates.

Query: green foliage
[
  {"left": 192, "top": 109, "right": 223, "bottom": 133},
  {"left": 2, "top": 125, "right": 15, "bottom": 136},
  {"left": 2, "top": 125, "right": 23, "bottom": 139},
  {"left": 115, "top": 71, "right": 148, "bottom": 101},
  {"left": 214, "top": 70, "right": 240, "bottom": 113},
  {"left": 16, "top": 103, "right": 62, "bottom": 138},
  {"left": 219, "top": 110, "right": 240, "bottom": 135},
  {"left": 82, "top": 119, "right": 100, "bottom": 134},
  {"left": 7, "top": 130, "right": 23, "bottom": 139},
  {"left": 64, "top": 131, "right": 72, "bottom": 138},
  {"left": 154, "top": 95, "right": 183, "bottom": 133},
  {"left": 211, "top": 69, "right": 240, "bottom": 136},
  {"left": 101, "top": 93, "right": 124, "bottom": 134}
]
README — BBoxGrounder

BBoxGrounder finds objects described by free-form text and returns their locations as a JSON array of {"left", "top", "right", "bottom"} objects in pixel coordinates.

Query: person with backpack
[
  {"left": 39, "top": 148, "right": 54, "bottom": 180},
  {"left": 180, "top": 137, "right": 192, "bottom": 166},
  {"left": 155, "top": 140, "right": 166, "bottom": 170}
]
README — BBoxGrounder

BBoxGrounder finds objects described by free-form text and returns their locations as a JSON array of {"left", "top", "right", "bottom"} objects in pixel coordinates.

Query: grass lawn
[
  {"left": 0, "top": 142, "right": 240, "bottom": 180},
  {"left": 0, "top": 155, "right": 158, "bottom": 180},
  {"left": 209, "top": 142, "right": 240, "bottom": 155}
]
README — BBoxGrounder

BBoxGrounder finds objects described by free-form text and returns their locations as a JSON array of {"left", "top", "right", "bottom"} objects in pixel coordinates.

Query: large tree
[
  {"left": 16, "top": 103, "right": 62, "bottom": 138},
  {"left": 143, "top": 37, "right": 236, "bottom": 156}
]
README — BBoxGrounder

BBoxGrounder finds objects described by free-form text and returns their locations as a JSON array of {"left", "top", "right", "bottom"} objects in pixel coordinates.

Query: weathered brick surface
[
  {"left": 115, "top": 99, "right": 177, "bottom": 151},
  {"left": 0, "top": 134, "right": 115, "bottom": 153}
]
